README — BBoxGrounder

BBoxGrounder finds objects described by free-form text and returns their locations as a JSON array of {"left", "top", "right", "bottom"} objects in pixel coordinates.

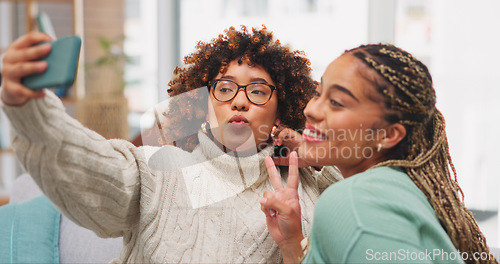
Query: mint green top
[{"left": 303, "top": 166, "right": 464, "bottom": 263}]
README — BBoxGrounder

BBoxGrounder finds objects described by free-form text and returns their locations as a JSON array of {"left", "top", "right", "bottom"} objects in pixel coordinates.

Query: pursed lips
[{"left": 228, "top": 115, "right": 250, "bottom": 128}]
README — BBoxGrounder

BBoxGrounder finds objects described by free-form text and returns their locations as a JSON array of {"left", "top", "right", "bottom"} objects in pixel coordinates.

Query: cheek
[
  {"left": 207, "top": 98, "right": 226, "bottom": 126},
  {"left": 251, "top": 104, "right": 278, "bottom": 136},
  {"left": 326, "top": 118, "right": 381, "bottom": 149},
  {"left": 269, "top": 96, "right": 279, "bottom": 117},
  {"left": 324, "top": 115, "right": 361, "bottom": 143},
  {"left": 263, "top": 101, "right": 279, "bottom": 124},
  {"left": 206, "top": 98, "right": 215, "bottom": 120},
  {"left": 325, "top": 111, "right": 365, "bottom": 130},
  {"left": 253, "top": 109, "right": 276, "bottom": 130}
]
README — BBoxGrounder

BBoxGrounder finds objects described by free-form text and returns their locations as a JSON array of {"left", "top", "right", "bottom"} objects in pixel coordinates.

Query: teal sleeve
[
  {"left": 349, "top": 232, "right": 466, "bottom": 263},
  {"left": 348, "top": 233, "right": 432, "bottom": 263}
]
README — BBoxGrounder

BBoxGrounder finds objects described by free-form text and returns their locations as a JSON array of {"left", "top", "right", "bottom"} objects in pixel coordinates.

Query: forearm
[{"left": 3, "top": 91, "right": 143, "bottom": 237}]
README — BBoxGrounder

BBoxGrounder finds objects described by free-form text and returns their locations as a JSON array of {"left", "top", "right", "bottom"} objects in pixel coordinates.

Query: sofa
[{"left": 0, "top": 173, "right": 122, "bottom": 263}]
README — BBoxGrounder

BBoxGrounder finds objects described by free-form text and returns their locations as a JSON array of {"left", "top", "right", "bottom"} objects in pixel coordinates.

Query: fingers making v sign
[{"left": 260, "top": 151, "right": 305, "bottom": 261}]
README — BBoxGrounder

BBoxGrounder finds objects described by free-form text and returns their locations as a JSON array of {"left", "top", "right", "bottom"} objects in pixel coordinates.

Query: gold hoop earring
[
  {"left": 201, "top": 121, "right": 209, "bottom": 134},
  {"left": 377, "top": 143, "right": 383, "bottom": 152},
  {"left": 271, "top": 125, "right": 279, "bottom": 137}
]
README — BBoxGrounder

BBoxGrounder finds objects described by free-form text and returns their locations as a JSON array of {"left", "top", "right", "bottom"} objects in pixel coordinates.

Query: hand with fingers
[
  {"left": 272, "top": 128, "right": 314, "bottom": 169},
  {"left": 273, "top": 127, "right": 302, "bottom": 153},
  {"left": 261, "top": 151, "right": 305, "bottom": 263},
  {"left": 1, "top": 32, "right": 53, "bottom": 106}
]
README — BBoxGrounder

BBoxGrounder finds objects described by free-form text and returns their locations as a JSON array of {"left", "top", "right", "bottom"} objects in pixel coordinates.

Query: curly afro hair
[{"left": 159, "top": 25, "right": 315, "bottom": 151}]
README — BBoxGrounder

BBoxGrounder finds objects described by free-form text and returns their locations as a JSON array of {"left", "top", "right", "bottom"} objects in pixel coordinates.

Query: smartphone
[
  {"left": 21, "top": 35, "right": 81, "bottom": 90},
  {"left": 273, "top": 145, "right": 290, "bottom": 157},
  {"left": 37, "top": 11, "right": 57, "bottom": 39}
]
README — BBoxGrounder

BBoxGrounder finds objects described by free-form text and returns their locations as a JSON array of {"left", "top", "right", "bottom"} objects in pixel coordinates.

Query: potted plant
[{"left": 77, "top": 35, "right": 130, "bottom": 139}]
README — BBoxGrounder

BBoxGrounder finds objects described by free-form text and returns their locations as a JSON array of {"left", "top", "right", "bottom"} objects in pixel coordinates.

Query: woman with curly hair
[
  {"left": 261, "top": 44, "right": 497, "bottom": 263},
  {"left": 160, "top": 26, "right": 316, "bottom": 153},
  {"left": 0, "top": 26, "right": 341, "bottom": 263}
]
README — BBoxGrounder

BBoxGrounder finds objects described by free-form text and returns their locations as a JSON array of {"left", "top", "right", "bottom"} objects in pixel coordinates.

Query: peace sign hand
[{"left": 261, "top": 151, "right": 305, "bottom": 263}]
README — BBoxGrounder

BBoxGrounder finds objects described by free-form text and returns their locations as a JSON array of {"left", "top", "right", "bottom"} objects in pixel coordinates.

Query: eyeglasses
[{"left": 208, "top": 79, "right": 277, "bottom": 105}]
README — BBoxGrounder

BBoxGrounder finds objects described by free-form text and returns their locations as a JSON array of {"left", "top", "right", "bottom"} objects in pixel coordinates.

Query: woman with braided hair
[
  {"left": 0, "top": 26, "right": 342, "bottom": 262},
  {"left": 261, "top": 43, "right": 497, "bottom": 263}
]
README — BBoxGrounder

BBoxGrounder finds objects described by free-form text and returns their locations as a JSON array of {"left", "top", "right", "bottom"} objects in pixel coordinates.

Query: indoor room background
[{"left": 0, "top": 0, "right": 499, "bottom": 248}]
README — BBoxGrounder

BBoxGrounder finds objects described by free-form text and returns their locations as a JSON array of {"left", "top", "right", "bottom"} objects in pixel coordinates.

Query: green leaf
[{"left": 98, "top": 36, "right": 111, "bottom": 50}]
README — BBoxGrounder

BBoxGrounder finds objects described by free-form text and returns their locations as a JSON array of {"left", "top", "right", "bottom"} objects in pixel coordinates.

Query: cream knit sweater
[{"left": 2, "top": 91, "right": 342, "bottom": 263}]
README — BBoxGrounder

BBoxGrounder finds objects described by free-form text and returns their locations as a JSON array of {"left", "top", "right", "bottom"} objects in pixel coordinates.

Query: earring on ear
[
  {"left": 377, "top": 143, "right": 383, "bottom": 152},
  {"left": 201, "top": 121, "right": 210, "bottom": 134},
  {"left": 270, "top": 125, "right": 279, "bottom": 137}
]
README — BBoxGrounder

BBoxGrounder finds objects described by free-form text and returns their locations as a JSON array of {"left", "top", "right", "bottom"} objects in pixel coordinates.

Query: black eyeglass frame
[{"left": 208, "top": 78, "right": 277, "bottom": 105}]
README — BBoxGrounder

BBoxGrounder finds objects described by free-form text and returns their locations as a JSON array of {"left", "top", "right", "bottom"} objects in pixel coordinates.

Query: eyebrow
[
  {"left": 220, "top": 75, "right": 270, "bottom": 84},
  {"left": 329, "top": 84, "right": 360, "bottom": 102}
]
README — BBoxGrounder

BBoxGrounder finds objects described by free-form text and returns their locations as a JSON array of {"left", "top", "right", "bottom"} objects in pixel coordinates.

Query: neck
[{"left": 337, "top": 154, "right": 388, "bottom": 178}]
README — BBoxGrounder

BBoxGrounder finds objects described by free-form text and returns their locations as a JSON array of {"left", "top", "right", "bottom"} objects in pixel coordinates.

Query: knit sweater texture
[{"left": 2, "top": 91, "right": 342, "bottom": 263}]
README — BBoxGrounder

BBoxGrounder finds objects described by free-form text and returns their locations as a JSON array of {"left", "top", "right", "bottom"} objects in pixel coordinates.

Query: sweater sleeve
[
  {"left": 2, "top": 91, "right": 148, "bottom": 238},
  {"left": 315, "top": 166, "right": 343, "bottom": 193}
]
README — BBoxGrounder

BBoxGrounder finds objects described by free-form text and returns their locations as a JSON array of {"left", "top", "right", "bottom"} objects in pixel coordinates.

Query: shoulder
[
  {"left": 318, "top": 166, "right": 428, "bottom": 210},
  {"left": 312, "top": 166, "right": 437, "bottom": 241},
  {"left": 308, "top": 167, "right": 444, "bottom": 261},
  {"left": 316, "top": 167, "right": 435, "bottom": 225},
  {"left": 146, "top": 144, "right": 198, "bottom": 171},
  {"left": 307, "top": 167, "right": 463, "bottom": 263}
]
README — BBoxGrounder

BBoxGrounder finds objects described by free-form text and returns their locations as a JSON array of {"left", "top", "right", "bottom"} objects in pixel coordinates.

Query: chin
[{"left": 224, "top": 134, "right": 258, "bottom": 153}]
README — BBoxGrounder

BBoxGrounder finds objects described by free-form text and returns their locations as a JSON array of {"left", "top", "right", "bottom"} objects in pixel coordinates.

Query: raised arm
[{"left": 1, "top": 32, "right": 145, "bottom": 237}]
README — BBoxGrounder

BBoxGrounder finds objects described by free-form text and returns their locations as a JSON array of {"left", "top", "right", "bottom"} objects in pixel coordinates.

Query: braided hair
[
  {"left": 347, "top": 44, "right": 497, "bottom": 263},
  {"left": 159, "top": 26, "right": 315, "bottom": 151}
]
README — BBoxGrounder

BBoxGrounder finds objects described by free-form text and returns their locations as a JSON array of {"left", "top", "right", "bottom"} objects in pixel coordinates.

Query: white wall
[{"left": 430, "top": 0, "right": 500, "bottom": 247}]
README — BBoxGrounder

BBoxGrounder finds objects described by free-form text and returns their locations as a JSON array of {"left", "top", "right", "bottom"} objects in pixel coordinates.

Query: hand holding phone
[
  {"left": 1, "top": 32, "right": 53, "bottom": 106},
  {"left": 21, "top": 36, "right": 81, "bottom": 90}
]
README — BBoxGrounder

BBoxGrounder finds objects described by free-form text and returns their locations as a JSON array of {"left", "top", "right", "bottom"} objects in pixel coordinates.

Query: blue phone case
[{"left": 21, "top": 35, "right": 81, "bottom": 90}]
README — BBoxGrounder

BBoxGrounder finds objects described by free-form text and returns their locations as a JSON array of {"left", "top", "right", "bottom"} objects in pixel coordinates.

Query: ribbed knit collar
[{"left": 196, "top": 131, "right": 274, "bottom": 188}]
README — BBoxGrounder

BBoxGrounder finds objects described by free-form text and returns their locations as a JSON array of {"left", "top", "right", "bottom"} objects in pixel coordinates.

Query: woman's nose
[
  {"left": 231, "top": 89, "right": 250, "bottom": 110},
  {"left": 304, "top": 97, "right": 324, "bottom": 123}
]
